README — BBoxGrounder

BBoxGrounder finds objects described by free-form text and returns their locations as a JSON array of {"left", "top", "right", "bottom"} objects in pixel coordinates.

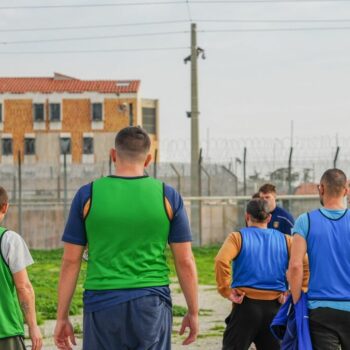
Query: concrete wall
[
  {"left": 36, "top": 133, "right": 60, "bottom": 164},
  {"left": 3, "top": 197, "right": 320, "bottom": 249}
]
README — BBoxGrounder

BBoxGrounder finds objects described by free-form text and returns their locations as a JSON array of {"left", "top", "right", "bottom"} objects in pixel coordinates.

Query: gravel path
[{"left": 26, "top": 285, "right": 255, "bottom": 350}]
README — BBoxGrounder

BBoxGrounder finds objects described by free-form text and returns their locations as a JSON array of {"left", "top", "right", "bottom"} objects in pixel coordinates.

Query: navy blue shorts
[{"left": 83, "top": 295, "right": 172, "bottom": 350}]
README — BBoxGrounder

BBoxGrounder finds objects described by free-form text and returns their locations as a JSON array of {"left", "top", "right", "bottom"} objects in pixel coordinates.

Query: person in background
[
  {"left": 259, "top": 183, "right": 294, "bottom": 234},
  {"left": 289, "top": 168, "right": 350, "bottom": 350},
  {"left": 54, "top": 126, "right": 199, "bottom": 350},
  {"left": 0, "top": 186, "right": 42, "bottom": 350},
  {"left": 215, "top": 198, "right": 308, "bottom": 350}
]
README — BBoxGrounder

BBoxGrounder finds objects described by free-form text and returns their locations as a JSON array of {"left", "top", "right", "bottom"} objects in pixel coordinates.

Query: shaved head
[{"left": 320, "top": 169, "right": 347, "bottom": 197}]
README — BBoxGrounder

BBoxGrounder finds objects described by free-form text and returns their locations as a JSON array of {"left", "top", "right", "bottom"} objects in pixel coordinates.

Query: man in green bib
[
  {"left": 0, "top": 187, "right": 42, "bottom": 350},
  {"left": 54, "top": 126, "right": 199, "bottom": 350}
]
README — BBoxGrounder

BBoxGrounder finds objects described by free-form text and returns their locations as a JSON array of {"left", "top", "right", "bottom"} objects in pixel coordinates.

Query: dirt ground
[{"left": 26, "top": 284, "right": 255, "bottom": 350}]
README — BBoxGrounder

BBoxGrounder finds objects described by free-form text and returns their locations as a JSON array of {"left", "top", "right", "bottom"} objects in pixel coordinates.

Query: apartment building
[{"left": 0, "top": 73, "right": 159, "bottom": 164}]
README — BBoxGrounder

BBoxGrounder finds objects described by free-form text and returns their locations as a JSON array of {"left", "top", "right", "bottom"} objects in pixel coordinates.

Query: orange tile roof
[
  {"left": 294, "top": 183, "right": 318, "bottom": 195},
  {"left": 0, "top": 73, "right": 140, "bottom": 94}
]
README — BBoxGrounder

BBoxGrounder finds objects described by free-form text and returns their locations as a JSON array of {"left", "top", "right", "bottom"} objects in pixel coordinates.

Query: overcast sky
[{"left": 1, "top": 0, "right": 350, "bottom": 162}]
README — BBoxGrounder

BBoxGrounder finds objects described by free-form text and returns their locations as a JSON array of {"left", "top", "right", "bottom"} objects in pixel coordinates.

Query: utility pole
[
  {"left": 288, "top": 147, "right": 293, "bottom": 195},
  {"left": 243, "top": 147, "right": 247, "bottom": 196},
  {"left": 184, "top": 23, "right": 205, "bottom": 246},
  {"left": 18, "top": 151, "right": 22, "bottom": 235}
]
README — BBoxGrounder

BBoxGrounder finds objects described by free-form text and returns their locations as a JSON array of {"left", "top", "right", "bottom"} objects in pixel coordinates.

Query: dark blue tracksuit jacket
[{"left": 270, "top": 292, "right": 312, "bottom": 350}]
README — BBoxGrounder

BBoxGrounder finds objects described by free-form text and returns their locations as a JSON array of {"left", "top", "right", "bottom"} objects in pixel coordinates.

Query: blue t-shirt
[
  {"left": 293, "top": 208, "right": 350, "bottom": 312},
  {"left": 268, "top": 206, "right": 294, "bottom": 235},
  {"left": 62, "top": 176, "right": 192, "bottom": 312}
]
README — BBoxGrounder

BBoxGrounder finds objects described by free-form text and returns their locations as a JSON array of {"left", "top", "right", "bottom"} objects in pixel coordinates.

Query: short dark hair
[
  {"left": 320, "top": 168, "right": 347, "bottom": 196},
  {"left": 115, "top": 126, "right": 151, "bottom": 160},
  {"left": 246, "top": 199, "right": 270, "bottom": 222},
  {"left": 259, "top": 183, "right": 276, "bottom": 194},
  {"left": 252, "top": 192, "right": 260, "bottom": 199},
  {"left": 0, "top": 187, "right": 8, "bottom": 207}
]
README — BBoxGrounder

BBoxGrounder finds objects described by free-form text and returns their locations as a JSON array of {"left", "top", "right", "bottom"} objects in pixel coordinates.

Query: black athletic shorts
[
  {"left": 222, "top": 297, "right": 281, "bottom": 350},
  {"left": 309, "top": 307, "right": 350, "bottom": 350}
]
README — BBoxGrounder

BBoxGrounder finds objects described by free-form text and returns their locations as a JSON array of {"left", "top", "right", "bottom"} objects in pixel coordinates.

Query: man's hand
[
  {"left": 278, "top": 291, "right": 289, "bottom": 304},
  {"left": 228, "top": 289, "right": 245, "bottom": 304},
  {"left": 54, "top": 319, "right": 76, "bottom": 350},
  {"left": 179, "top": 312, "right": 199, "bottom": 345},
  {"left": 28, "top": 325, "right": 43, "bottom": 350}
]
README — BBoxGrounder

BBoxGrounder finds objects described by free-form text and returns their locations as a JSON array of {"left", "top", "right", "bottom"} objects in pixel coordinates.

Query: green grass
[
  {"left": 28, "top": 246, "right": 219, "bottom": 322},
  {"left": 28, "top": 250, "right": 87, "bottom": 321},
  {"left": 167, "top": 245, "right": 219, "bottom": 285},
  {"left": 173, "top": 305, "right": 213, "bottom": 317}
]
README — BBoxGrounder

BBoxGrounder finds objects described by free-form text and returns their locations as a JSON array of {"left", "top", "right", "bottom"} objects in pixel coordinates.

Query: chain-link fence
[{"left": 2, "top": 134, "right": 349, "bottom": 249}]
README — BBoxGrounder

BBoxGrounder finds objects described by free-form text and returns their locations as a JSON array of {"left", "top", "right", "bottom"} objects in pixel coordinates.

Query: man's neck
[
  {"left": 248, "top": 222, "right": 267, "bottom": 229},
  {"left": 322, "top": 197, "right": 346, "bottom": 210},
  {"left": 114, "top": 167, "right": 145, "bottom": 178}
]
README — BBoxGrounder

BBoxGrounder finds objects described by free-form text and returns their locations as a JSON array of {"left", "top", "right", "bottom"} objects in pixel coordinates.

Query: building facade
[{"left": 0, "top": 73, "right": 159, "bottom": 165}]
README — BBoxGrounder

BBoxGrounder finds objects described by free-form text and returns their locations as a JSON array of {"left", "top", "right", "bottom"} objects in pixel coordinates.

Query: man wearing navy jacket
[
  {"left": 289, "top": 168, "right": 350, "bottom": 349},
  {"left": 259, "top": 184, "right": 294, "bottom": 235}
]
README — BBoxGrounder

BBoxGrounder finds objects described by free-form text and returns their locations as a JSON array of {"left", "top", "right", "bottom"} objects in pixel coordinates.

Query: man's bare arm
[
  {"left": 170, "top": 242, "right": 199, "bottom": 345},
  {"left": 54, "top": 243, "right": 84, "bottom": 350},
  {"left": 13, "top": 269, "right": 42, "bottom": 350},
  {"left": 288, "top": 234, "right": 307, "bottom": 303}
]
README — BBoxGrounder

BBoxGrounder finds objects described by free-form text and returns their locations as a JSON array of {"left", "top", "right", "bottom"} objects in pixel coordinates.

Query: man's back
[
  {"left": 85, "top": 176, "right": 170, "bottom": 290},
  {"left": 289, "top": 168, "right": 350, "bottom": 350},
  {"left": 55, "top": 126, "right": 199, "bottom": 350},
  {"left": 307, "top": 209, "right": 350, "bottom": 301}
]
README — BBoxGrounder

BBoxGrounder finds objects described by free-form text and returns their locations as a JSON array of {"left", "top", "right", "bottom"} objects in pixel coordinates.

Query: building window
[
  {"left": 33, "top": 103, "right": 45, "bottom": 122},
  {"left": 60, "top": 137, "right": 71, "bottom": 154},
  {"left": 49, "top": 103, "right": 61, "bottom": 122},
  {"left": 2, "top": 138, "right": 12, "bottom": 155},
  {"left": 142, "top": 107, "right": 156, "bottom": 134},
  {"left": 92, "top": 103, "right": 103, "bottom": 121},
  {"left": 0, "top": 103, "right": 2, "bottom": 123},
  {"left": 24, "top": 138, "right": 35, "bottom": 155},
  {"left": 83, "top": 137, "right": 94, "bottom": 155}
]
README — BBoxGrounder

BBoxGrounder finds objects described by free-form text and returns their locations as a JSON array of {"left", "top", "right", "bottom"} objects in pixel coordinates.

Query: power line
[
  {"left": 0, "top": 0, "right": 350, "bottom": 10},
  {"left": 201, "top": 26, "right": 350, "bottom": 33},
  {"left": 2, "top": 26, "right": 350, "bottom": 47},
  {"left": 0, "top": 30, "right": 189, "bottom": 46},
  {"left": 0, "top": 46, "right": 189, "bottom": 55},
  {"left": 0, "top": 1, "right": 184, "bottom": 10},
  {"left": 0, "top": 20, "right": 188, "bottom": 33},
  {"left": 199, "top": 18, "right": 350, "bottom": 23},
  {"left": 2, "top": 18, "right": 350, "bottom": 33}
]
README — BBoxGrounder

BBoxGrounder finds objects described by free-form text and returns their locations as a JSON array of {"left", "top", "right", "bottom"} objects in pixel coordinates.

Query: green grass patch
[
  {"left": 29, "top": 246, "right": 219, "bottom": 322},
  {"left": 197, "top": 333, "right": 222, "bottom": 338},
  {"left": 210, "top": 324, "right": 225, "bottom": 332},
  {"left": 173, "top": 305, "right": 187, "bottom": 317},
  {"left": 167, "top": 245, "right": 219, "bottom": 285},
  {"left": 28, "top": 250, "right": 86, "bottom": 321},
  {"left": 199, "top": 308, "right": 213, "bottom": 316}
]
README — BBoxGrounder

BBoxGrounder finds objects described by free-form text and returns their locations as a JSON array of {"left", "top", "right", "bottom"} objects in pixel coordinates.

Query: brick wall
[
  {"left": 3, "top": 99, "right": 33, "bottom": 162},
  {"left": 0, "top": 96, "right": 155, "bottom": 164}
]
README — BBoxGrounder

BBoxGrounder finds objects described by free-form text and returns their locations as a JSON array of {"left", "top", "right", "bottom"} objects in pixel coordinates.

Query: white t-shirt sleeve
[{"left": 0, "top": 231, "right": 34, "bottom": 274}]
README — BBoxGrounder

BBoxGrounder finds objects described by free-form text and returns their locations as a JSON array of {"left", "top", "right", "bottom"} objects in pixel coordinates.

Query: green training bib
[{"left": 84, "top": 176, "right": 171, "bottom": 290}]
